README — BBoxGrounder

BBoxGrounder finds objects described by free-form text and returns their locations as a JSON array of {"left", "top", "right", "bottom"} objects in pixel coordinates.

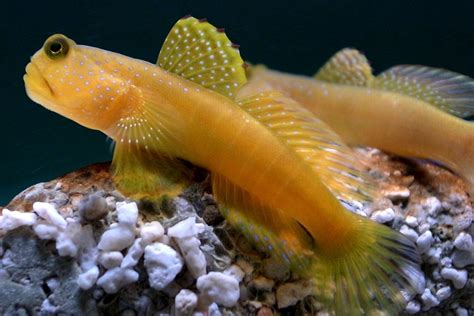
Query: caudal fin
[{"left": 311, "top": 216, "right": 422, "bottom": 315}]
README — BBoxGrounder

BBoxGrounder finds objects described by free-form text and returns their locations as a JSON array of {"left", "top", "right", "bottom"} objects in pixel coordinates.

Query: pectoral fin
[
  {"left": 112, "top": 142, "right": 193, "bottom": 200},
  {"left": 109, "top": 86, "right": 193, "bottom": 200}
]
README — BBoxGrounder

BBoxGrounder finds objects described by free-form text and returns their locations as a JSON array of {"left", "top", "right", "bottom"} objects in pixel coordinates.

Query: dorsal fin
[
  {"left": 237, "top": 91, "right": 375, "bottom": 203},
  {"left": 157, "top": 16, "right": 247, "bottom": 99},
  {"left": 212, "top": 173, "right": 313, "bottom": 270},
  {"left": 372, "top": 65, "right": 474, "bottom": 118},
  {"left": 315, "top": 48, "right": 374, "bottom": 86}
]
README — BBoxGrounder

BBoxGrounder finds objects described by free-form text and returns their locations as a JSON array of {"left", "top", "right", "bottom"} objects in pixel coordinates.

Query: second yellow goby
[{"left": 244, "top": 49, "right": 474, "bottom": 193}]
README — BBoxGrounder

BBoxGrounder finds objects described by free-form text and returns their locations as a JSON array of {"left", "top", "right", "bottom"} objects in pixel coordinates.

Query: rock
[
  {"left": 197, "top": 271, "right": 240, "bottom": 307},
  {"left": 417, "top": 230, "right": 434, "bottom": 254},
  {"left": 33, "top": 222, "right": 59, "bottom": 239},
  {"left": 405, "top": 300, "right": 421, "bottom": 314},
  {"left": 56, "top": 231, "right": 78, "bottom": 257},
  {"left": 421, "top": 288, "right": 440, "bottom": 310},
  {"left": 250, "top": 276, "right": 275, "bottom": 292},
  {"left": 98, "top": 225, "right": 135, "bottom": 251},
  {"left": 144, "top": 242, "right": 183, "bottom": 290},
  {"left": 370, "top": 208, "right": 395, "bottom": 223},
  {"left": 117, "top": 202, "right": 139, "bottom": 226},
  {"left": 77, "top": 266, "right": 100, "bottom": 290},
  {"left": 400, "top": 225, "right": 419, "bottom": 243},
  {"left": 276, "top": 280, "right": 313, "bottom": 308},
  {"left": 422, "top": 197, "right": 442, "bottom": 216},
  {"left": 436, "top": 286, "right": 451, "bottom": 301},
  {"left": 96, "top": 267, "right": 139, "bottom": 294},
  {"left": 79, "top": 193, "right": 109, "bottom": 221},
  {"left": 453, "top": 232, "right": 473, "bottom": 251},
  {"left": 456, "top": 307, "right": 469, "bottom": 316},
  {"left": 33, "top": 202, "right": 67, "bottom": 229},
  {"left": 383, "top": 186, "right": 410, "bottom": 202},
  {"left": 405, "top": 215, "right": 419, "bottom": 228},
  {"left": 176, "top": 236, "right": 206, "bottom": 278},
  {"left": 98, "top": 251, "right": 124, "bottom": 269},
  {"left": 168, "top": 217, "right": 204, "bottom": 239},
  {"left": 0, "top": 208, "right": 37, "bottom": 231},
  {"left": 121, "top": 238, "right": 145, "bottom": 269},
  {"left": 452, "top": 249, "right": 474, "bottom": 268},
  {"left": 78, "top": 192, "right": 109, "bottom": 221},
  {"left": 223, "top": 264, "right": 245, "bottom": 282},
  {"left": 175, "top": 289, "right": 198, "bottom": 316},
  {"left": 140, "top": 221, "right": 165, "bottom": 244},
  {"left": 440, "top": 267, "right": 468, "bottom": 289}
]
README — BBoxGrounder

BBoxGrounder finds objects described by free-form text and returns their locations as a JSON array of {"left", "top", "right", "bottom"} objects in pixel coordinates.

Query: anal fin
[{"left": 212, "top": 173, "right": 314, "bottom": 269}]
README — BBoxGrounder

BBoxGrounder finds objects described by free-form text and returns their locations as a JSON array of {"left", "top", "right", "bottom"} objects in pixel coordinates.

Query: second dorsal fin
[
  {"left": 157, "top": 16, "right": 247, "bottom": 99},
  {"left": 372, "top": 65, "right": 474, "bottom": 118},
  {"left": 236, "top": 91, "right": 375, "bottom": 203},
  {"left": 315, "top": 49, "right": 474, "bottom": 118},
  {"left": 315, "top": 48, "right": 374, "bottom": 86}
]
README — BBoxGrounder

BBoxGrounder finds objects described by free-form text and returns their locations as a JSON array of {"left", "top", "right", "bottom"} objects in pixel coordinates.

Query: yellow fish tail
[{"left": 312, "top": 215, "right": 421, "bottom": 315}]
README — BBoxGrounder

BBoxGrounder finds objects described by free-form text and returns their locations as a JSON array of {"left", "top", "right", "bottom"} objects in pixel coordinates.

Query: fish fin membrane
[
  {"left": 314, "top": 48, "right": 374, "bottom": 86},
  {"left": 312, "top": 216, "right": 422, "bottom": 315},
  {"left": 157, "top": 16, "right": 247, "bottom": 99},
  {"left": 372, "top": 65, "right": 474, "bottom": 118},
  {"left": 110, "top": 86, "right": 193, "bottom": 199},
  {"left": 237, "top": 91, "right": 376, "bottom": 203},
  {"left": 111, "top": 144, "right": 193, "bottom": 199},
  {"left": 211, "top": 173, "right": 313, "bottom": 270}
]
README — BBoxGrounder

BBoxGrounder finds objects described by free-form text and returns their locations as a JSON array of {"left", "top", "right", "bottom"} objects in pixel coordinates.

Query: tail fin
[{"left": 311, "top": 216, "right": 422, "bottom": 315}]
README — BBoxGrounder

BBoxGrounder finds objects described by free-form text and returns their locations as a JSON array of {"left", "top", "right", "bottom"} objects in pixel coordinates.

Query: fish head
[{"left": 24, "top": 34, "right": 128, "bottom": 131}]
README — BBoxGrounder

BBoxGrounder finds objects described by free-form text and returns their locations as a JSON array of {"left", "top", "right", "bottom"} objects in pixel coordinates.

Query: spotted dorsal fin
[
  {"left": 237, "top": 91, "right": 375, "bottom": 203},
  {"left": 372, "top": 65, "right": 474, "bottom": 118},
  {"left": 157, "top": 16, "right": 247, "bottom": 99},
  {"left": 315, "top": 48, "right": 374, "bottom": 86}
]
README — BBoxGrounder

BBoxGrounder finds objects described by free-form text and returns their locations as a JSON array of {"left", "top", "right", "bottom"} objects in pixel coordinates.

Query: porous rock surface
[{"left": 0, "top": 147, "right": 472, "bottom": 315}]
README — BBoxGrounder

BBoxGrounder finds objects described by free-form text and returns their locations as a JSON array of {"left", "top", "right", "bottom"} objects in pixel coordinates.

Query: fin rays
[
  {"left": 157, "top": 16, "right": 247, "bottom": 99},
  {"left": 237, "top": 91, "right": 376, "bottom": 202}
]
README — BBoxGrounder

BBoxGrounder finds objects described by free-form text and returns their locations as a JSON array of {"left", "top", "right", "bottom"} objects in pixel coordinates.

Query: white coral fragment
[
  {"left": 196, "top": 271, "right": 240, "bottom": 308},
  {"left": 0, "top": 209, "right": 37, "bottom": 231},
  {"left": 33, "top": 202, "right": 67, "bottom": 229},
  {"left": 98, "top": 225, "right": 135, "bottom": 251},
  {"left": 144, "top": 242, "right": 183, "bottom": 290}
]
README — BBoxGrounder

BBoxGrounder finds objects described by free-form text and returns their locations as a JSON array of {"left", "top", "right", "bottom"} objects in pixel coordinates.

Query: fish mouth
[{"left": 24, "top": 61, "right": 56, "bottom": 106}]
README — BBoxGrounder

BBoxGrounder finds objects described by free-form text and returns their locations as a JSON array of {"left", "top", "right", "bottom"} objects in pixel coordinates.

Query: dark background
[{"left": 1, "top": 0, "right": 473, "bottom": 205}]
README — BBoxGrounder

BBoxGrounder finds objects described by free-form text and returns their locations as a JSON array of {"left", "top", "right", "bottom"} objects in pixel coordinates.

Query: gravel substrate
[{"left": 0, "top": 147, "right": 473, "bottom": 315}]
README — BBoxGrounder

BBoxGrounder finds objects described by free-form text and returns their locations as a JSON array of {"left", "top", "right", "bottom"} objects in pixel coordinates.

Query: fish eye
[{"left": 44, "top": 36, "right": 69, "bottom": 59}]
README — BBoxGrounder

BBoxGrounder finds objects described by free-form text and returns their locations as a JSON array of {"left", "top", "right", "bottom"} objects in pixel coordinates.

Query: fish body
[
  {"left": 24, "top": 18, "right": 420, "bottom": 314},
  {"left": 24, "top": 33, "right": 353, "bottom": 255},
  {"left": 244, "top": 49, "right": 474, "bottom": 192}
]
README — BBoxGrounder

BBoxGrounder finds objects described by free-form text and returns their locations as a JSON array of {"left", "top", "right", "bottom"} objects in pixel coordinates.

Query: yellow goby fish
[
  {"left": 24, "top": 17, "right": 420, "bottom": 314},
  {"left": 243, "top": 49, "right": 474, "bottom": 193}
]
